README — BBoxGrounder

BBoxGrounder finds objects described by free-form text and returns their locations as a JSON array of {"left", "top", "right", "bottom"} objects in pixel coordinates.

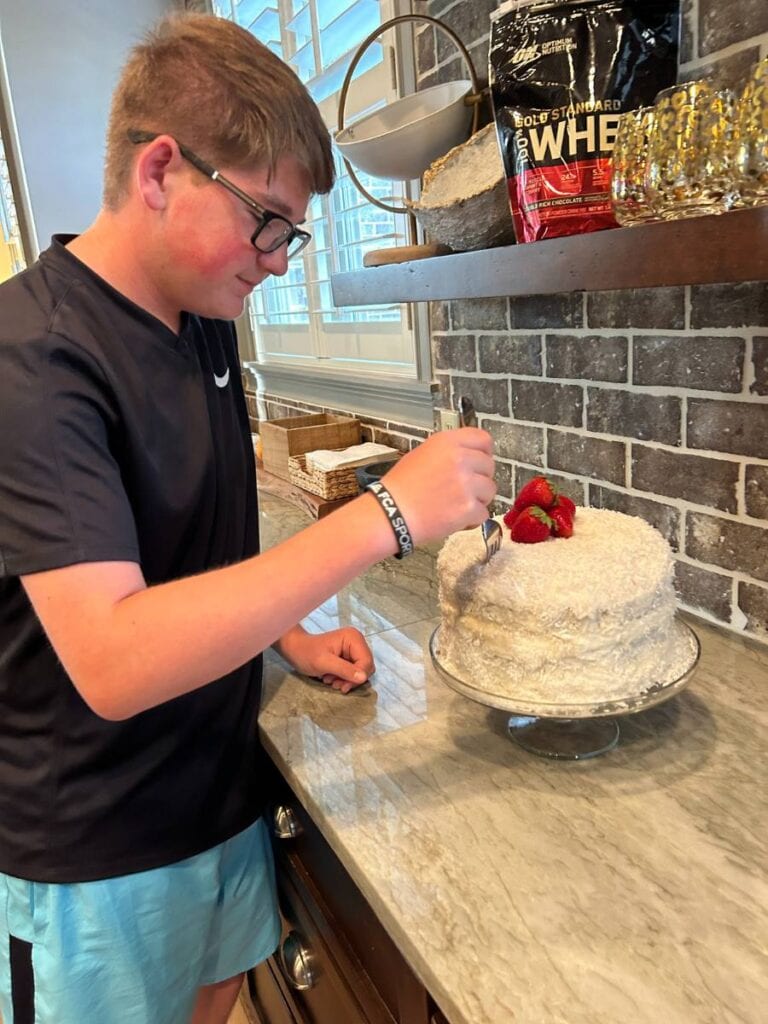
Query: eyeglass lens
[
  {"left": 253, "top": 227, "right": 306, "bottom": 260},
  {"left": 254, "top": 217, "right": 293, "bottom": 252}
]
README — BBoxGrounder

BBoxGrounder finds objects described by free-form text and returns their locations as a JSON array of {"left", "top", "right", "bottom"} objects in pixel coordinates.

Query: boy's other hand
[{"left": 275, "top": 625, "right": 374, "bottom": 694}]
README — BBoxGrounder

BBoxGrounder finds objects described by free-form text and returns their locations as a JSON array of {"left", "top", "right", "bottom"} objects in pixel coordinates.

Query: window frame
[
  {"left": 0, "top": 26, "right": 36, "bottom": 267},
  {"left": 214, "top": 0, "right": 436, "bottom": 426}
]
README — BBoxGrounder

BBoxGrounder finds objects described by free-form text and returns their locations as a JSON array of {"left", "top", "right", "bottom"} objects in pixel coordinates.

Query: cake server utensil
[{"left": 457, "top": 396, "right": 502, "bottom": 563}]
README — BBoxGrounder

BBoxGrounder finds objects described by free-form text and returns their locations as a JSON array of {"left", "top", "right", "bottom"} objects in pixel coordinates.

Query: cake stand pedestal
[{"left": 429, "top": 621, "right": 701, "bottom": 761}]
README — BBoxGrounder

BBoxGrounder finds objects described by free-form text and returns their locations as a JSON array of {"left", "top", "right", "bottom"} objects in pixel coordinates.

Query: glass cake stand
[{"left": 428, "top": 619, "right": 701, "bottom": 760}]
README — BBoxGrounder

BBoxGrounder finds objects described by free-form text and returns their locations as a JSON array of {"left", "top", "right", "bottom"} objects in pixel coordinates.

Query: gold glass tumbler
[
  {"left": 611, "top": 107, "right": 657, "bottom": 225},
  {"left": 732, "top": 57, "right": 768, "bottom": 207},
  {"left": 644, "top": 80, "right": 737, "bottom": 219}
]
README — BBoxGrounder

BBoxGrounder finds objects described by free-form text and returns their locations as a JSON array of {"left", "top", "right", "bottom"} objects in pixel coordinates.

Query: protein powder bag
[{"left": 490, "top": 0, "right": 680, "bottom": 243}]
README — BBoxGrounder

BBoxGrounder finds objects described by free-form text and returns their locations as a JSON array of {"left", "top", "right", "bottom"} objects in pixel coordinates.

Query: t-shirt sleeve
[{"left": 0, "top": 333, "right": 141, "bottom": 576}]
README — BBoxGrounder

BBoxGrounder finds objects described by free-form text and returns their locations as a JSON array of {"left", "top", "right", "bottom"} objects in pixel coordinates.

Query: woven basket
[{"left": 288, "top": 454, "right": 361, "bottom": 500}]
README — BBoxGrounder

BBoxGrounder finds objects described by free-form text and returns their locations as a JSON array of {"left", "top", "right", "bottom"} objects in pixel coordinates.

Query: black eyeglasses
[{"left": 128, "top": 130, "right": 311, "bottom": 260}]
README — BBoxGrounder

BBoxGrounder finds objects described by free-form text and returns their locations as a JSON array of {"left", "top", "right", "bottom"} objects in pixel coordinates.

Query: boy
[{"left": 0, "top": 13, "right": 495, "bottom": 1024}]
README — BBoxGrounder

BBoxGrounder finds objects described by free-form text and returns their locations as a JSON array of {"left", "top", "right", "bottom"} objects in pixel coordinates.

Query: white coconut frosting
[{"left": 436, "top": 508, "right": 697, "bottom": 705}]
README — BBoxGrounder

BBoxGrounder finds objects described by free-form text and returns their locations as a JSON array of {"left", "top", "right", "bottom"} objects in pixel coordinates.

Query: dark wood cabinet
[{"left": 245, "top": 768, "right": 441, "bottom": 1024}]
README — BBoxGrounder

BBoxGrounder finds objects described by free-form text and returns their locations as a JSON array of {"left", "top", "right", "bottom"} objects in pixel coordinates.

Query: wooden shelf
[{"left": 330, "top": 206, "right": 768, "bottom": 307}]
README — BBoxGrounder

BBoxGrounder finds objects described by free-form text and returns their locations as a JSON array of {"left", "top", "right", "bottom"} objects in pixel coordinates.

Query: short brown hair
[{"left": 104, "top": 12, "right": 335, "bottom": 209}]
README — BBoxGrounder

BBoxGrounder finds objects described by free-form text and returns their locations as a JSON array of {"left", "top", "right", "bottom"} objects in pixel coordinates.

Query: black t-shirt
[{"left": 0, "top": 236, "right": 267, "bottom": 882}]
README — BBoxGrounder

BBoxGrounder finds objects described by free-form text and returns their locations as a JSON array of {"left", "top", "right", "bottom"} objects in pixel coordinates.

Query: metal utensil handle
[
  {"left": 457, "top": 395, "right": 477, "bottom": 429},
  {"left": 457, "top": 394, "right": 502, "bottom": 560}
]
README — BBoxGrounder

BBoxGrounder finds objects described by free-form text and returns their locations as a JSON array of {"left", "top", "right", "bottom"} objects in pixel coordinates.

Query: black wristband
[{"left": 365, "top": 481, "right": 414, "bottom": 559}]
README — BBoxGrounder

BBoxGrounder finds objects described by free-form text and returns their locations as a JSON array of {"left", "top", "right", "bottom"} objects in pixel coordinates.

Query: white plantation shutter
[
  {"left": 0, "top": 132, "right": 26, "bottom": 281},
  {"left": 214, "top": 0, "right": 419, "bottom": 377}
]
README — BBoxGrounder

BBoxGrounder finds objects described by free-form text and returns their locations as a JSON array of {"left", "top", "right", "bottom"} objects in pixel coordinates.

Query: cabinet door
[
  {"left": 273, "top": 861, "right": 394, "bottom": 1024},
  {"left": 248, "top": 958, "right": 303, "bottom": 1024},
  {"left": 269, "top": 783, "right": 432, "bottom": 1024}
]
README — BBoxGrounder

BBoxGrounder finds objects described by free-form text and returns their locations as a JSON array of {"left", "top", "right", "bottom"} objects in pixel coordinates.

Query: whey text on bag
[{"left": 490, "top": 0, "right": 680, "bottom": 242}]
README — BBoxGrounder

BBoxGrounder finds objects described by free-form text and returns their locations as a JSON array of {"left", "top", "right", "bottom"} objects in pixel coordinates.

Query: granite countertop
[{"left": 258, "top": 490, "right": 768, "bottom": 1024}]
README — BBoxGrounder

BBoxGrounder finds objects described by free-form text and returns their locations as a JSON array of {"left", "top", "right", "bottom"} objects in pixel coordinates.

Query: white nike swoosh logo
[{"left": 213, "top": 368, "right": 230, "bottom": 389}]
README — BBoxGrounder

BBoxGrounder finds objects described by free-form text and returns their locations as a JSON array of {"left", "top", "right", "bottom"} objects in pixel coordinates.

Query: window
[
  {"left": 0, "top": 131, "right": 26, "bottom": 282},
  {"left": 213, "top": 0, "right": 428, "bottom": 389}
]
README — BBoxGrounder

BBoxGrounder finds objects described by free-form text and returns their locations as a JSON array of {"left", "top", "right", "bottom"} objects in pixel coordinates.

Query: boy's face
[{"left": 160, "top": 153, "right": 312, "bottom": 320}]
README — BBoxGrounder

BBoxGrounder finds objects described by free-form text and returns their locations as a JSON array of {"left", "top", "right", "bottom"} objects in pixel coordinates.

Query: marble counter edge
[{"left": 258, "top": 616, "right": 469, "bottom": 1024}]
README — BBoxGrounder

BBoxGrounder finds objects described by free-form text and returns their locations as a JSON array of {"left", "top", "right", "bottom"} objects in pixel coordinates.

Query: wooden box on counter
[{"left": 260, "top": 414, "right": 361, "bottom": 482}]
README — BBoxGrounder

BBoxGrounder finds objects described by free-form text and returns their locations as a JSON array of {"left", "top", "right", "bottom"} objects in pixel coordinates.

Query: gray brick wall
[{"left": 413, "top": 0, "right": 768, "bottom": 646}]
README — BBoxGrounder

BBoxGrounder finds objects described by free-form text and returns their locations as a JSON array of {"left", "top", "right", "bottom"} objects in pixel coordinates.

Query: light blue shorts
[{"left": 0, "top": 817, "right": 280, "bottom": 1024}]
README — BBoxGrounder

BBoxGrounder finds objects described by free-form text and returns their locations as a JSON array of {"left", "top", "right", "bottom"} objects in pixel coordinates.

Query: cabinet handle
[
  {"left": 280, "top": 930, "right": 317, "bottom": 990},
  {"left": 272, "top": 804, "right": 303, "bottom": 840}
]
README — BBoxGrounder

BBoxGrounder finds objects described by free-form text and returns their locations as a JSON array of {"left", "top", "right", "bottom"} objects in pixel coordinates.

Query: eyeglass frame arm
[{"left": 126, "top": 129, "right": 311, "bottom": 255}]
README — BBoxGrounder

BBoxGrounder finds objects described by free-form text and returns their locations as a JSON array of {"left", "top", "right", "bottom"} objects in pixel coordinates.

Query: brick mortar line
[
  {"left": 589, "top": 482, "right": 767, "bottom": 528},
  {"left": 484, "top": 409, "right": 768, "bottom": 453},
  {"left": 416, "top": 30, "right": 491, "bottom": 77},
  {"left": 730, "top": 570, "right": 768, "bottom": 594},
  {"left": 513, "top": 379, "right": 763, "bottom": 402},
  {"left": 678, "top": 602, "right": 758, "bottom": 639},
  {"left": 626, "top": 329, "right": 634, "bottom": 379},
  {"left": 442, "top": 370, "right": 768, "bottom": 401},
  {"left": 674, "top": 554, "right": 737, "bottom": 575},
  {"left": 371, "top": 426, "right": 424, "bottom": 441},
  {"left": 680, "top": 33, "right": 768, "bottom": 70},
  {"left": 688, "top": 2, "right": 699, "bottom": 64},
  {"left": 738, "top": 460, "right": 747, "bottom": 517},
  {"left": 504, "top": 457, "right": 768, "bottom": 523},
  {"left": 433, "top": 328, "right": 763, "bottom": 338},
  {"left": 730, "top": 579, "right": 744, "bottom": 630},
  {"left": 677, "top": 603, "right": 728, "bottom": 632},
  {"left": 681, "top": 393, "right": 688, "bottom": 448},
  {"left": 676, "top": 558, "right": 768, "bottom": 592},
  {"left": 262, "top": 392, "right": 316, "bottom": 406},
  {"left": 744, "top": 336, "right": 757, "bottom": 392},
  {"left": 544, "top": 421, "right": 626, "bottom": 450},
  {"left": 261, "top": 413, "right": 768, "bottom": 467},
  {"left": 679, "top": 561, "right": 768, "bottom": 598},
  {"left": 580, "top": 378, "right": 588, "bottom": 430},
  {"left": 435, "top": 0, "right": 480, "bottom": 21}
]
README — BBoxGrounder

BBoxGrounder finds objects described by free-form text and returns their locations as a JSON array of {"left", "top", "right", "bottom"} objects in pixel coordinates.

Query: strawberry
[
  {"left": 502, "top": 506, "right": 520, "bottom": 529},
  {"left": 552, "top": 494, "right": 576, "bottom": 518},
  {"left": 550, "top": 506, "right": 574, "bottom": 538},
  {"left": 513, "top": 475, "right": 558, "bottom": 513},
  {"left": 509, "top": 505, "right": 553, "bottom": 543}
]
